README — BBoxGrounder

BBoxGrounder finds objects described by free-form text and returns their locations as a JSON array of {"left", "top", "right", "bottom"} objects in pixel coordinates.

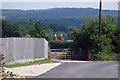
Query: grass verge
[{"left": 2, "top": 59, "right": 61, "bottom": 68}]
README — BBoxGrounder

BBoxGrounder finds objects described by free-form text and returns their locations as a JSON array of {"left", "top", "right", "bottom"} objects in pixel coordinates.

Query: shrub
[{"left": 69, "top": 15, "right": 119, "bottom": 61}]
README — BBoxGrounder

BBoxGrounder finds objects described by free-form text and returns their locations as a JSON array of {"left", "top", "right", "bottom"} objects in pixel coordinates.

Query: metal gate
[{"left": 50, "top": 49, "right": 80, "bottom": 60}]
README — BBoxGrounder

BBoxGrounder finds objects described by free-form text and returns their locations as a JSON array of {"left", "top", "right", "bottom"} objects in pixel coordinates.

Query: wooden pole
[{"left": 99, "top": 0, "right": 102, "bottom": 36}]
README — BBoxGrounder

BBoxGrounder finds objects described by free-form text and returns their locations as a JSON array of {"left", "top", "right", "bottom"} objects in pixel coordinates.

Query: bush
[
  {"left": 69, "top": 15, "right": 119, "bottom": 61},
  {"left": 92, "top": 52, "right": 118, "bottom": 61}
]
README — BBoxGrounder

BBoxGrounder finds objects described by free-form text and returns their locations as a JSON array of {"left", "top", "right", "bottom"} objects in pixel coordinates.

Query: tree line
[
  {"left": 1, "top": 15, "right": 120, "bottom": 61},
  {"left": 2, "top": 19, "right": 70, "bottom": 41}
]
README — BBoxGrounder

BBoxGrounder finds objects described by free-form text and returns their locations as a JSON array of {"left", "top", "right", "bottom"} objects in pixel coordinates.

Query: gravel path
[{"left": 5, "top": 63, "right": 61, "bottom": 77}]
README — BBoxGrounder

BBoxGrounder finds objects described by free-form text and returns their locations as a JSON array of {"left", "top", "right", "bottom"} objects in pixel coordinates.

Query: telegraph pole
[{"left": 99, "top": 0, "right": 102, "bottom": 36}]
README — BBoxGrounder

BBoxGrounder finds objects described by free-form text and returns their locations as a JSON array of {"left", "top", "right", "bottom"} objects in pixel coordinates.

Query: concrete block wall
[{"left": 0, "top": 38, "right": 48, "bottom": 63}]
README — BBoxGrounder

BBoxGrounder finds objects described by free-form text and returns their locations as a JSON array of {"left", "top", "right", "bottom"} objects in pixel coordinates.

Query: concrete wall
[{"left": 0, "top": 38, "right": 48, "bottom": 63}]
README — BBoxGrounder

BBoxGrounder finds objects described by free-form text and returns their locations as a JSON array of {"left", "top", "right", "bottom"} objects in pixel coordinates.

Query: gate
[{"left": 50, "top": 49, "right": 81, "bottom": 60}]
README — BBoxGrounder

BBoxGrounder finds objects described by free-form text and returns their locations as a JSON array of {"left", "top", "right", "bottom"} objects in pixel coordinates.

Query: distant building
[
  {"left": 59, "top": 34, "right": 64, "bottom": 41},
  {"left": 53, "top": 34, "right": 58, "bottom": 41},
  {"left": 53, "top": 34, "right": 64, "bottom": 41},
  {"left": 53, "top": 34, "right": 73, "bottom": 42}
]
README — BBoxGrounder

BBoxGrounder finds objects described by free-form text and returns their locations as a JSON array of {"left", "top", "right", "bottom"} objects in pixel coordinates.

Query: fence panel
[{"left": 0, "top": 38, "right": 48, "bottom": 62}]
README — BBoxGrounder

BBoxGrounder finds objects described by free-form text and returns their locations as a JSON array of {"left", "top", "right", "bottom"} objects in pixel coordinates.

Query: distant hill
[{"left": 2, "top": 8, "right": 118, "bottom": 28}]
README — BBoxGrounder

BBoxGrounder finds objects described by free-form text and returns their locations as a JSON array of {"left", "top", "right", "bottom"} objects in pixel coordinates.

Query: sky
[
  {"left": 1, "top": 0, "right": 120, "bottom": 2},
  {"left": 1, "top": 0, "right": 120, "bottom": 10}
]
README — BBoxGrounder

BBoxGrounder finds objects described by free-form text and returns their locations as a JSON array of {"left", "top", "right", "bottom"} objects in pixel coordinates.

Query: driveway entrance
[{"left": 36, "top": 62, "right": 118, "bottom": 78}]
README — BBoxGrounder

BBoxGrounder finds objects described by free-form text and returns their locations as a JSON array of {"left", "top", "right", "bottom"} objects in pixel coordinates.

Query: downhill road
[{"left": 36, "top": 61, "right": 118, "bottom": 78}]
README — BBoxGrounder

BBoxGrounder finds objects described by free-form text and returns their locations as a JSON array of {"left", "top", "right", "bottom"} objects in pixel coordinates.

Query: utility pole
[{"left": 99, "top": 0, "right": 102, "bottom": 36}]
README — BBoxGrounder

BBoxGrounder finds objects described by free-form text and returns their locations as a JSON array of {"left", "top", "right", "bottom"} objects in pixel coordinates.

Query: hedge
[{"left": 49, "top": 41, "right": 73, "bottom": 49}]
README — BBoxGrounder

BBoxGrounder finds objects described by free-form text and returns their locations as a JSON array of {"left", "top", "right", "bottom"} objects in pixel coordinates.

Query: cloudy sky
[{"left": 1, "top": 0, "right": 120, "bottom": 10}]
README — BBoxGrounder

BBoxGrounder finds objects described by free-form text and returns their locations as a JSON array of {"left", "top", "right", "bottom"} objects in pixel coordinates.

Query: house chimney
[
  {"left": 60, "top": 34, "right": 64, "bottom": 41},
  {"left": 54, "top": 34, "right": 57, "bottom": 41}
]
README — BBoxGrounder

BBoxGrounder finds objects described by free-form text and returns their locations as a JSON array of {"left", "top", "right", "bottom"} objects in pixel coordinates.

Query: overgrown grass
[{"left": 2, "top": 59, "right": 61, "bottom": 68}]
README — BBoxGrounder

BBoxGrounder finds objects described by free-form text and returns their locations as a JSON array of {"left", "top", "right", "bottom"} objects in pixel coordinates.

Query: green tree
[
  {"left": 28, "top": 19, "right": 49, "bottom": 40},
  {"left": 113, "top": 25, "right": 120, "bottom": 54},
  {"left": 46, "top": 28, "right": 54, "bottom": 41},
  {"left": 69, "top": 15, "right": 118, "bottom": 61},
  {"left": 2, "top": 20, "right": 26, "bottom": 37}
]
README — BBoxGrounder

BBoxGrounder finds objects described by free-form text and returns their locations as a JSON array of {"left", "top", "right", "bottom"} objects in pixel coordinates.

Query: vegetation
[
  {"left": 2, "top": 8, "right": 118, "bottom": 41},
  {"left": 2, "top": 8, "right": 118, "bottom": 28},
  {"left": 2, "top": 19, "right": 70, "bottom": 41},
  {"left": 49, "top": 41, "right": 73, "bottom": 49},
  {"left": 28, "top": 19, "right": 49, "bottom": 40},
  {"left": 69, "top": 15, "right": 120, "bottom": 61},
  {"left": 1, "top": 8, "right": 119, "bottom": 61},
  {"left": 2, "top": 20, "right": 26, "bottom": 37},
  {"left": 2, "top": 59, "right": 60, "bottom": 68}
]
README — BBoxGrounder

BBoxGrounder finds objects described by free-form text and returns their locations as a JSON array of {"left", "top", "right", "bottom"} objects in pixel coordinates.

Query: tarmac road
[{"left": 36, "top": 61, "right": 118, "bottom": 78}]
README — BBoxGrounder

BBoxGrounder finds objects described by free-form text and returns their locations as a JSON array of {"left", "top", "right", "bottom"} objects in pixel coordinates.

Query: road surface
[{"left": 36, "top": 61, "right": 118, "bottom": 78}]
